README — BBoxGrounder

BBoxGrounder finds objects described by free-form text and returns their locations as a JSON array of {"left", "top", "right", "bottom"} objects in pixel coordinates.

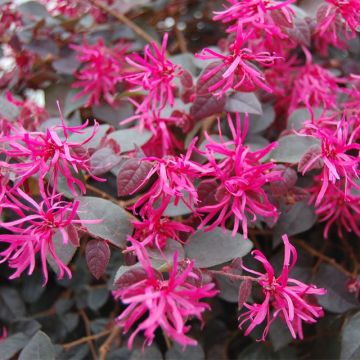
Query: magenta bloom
[
  {"left": 124, "top": 33, "right": 183, "bottom": 112},
  {"left": 113, "top": 241, "right": 218, "bottom": 348},
  {"left": 289, "top": 49, "right": 341, "bottom": 112},
  {"left": 72, "top": 39, "right": 128, "bottom": 106},
  {"left": 300, "top": 118, "right": 360, "bottom": 205},
  {"left": 197, "top": 113, "right": 281, "bottom": 239},
  {"left": 128, "top": 200, "right": 193, "bottom": 250},
  {"left": 213, "top": 0, "right": 295, "bottom": 34},
  {"left": 196, "top": 25, "right": 281, "bottom": 97},
  {"left": 0, "top": 189, "right": 94, "bottom": 283},
  {"left": 315, "top": 0, "right": 360, "bottom": 53},
  {"left": 239, "top": 235, "right": 326, "bottom": 340},
  {"left": 310, "top": 179, "right": 360, "bottom": 239},
  {"left": 0, "top": 113, "right": 101, "bottom": 197},
  {"left": 134, "top": 138, "right": 208, "bottom": 211}
]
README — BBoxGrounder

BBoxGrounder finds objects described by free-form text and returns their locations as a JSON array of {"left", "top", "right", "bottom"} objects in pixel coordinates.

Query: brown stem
[
  {"left": 85, "top": 183, "right": 137, "bottom": 221},
  {"left": 89, "top": 0, "right": 158, "bottom": 46},
  {"left": 294, "top": 239, "right": 353, "bottom": 277},
  {"left": 62, "top": 330, "right": 112, "bottom": 350},
  {"left": 79, "top": 309, "right": 97, "bottom": 360},
  {"left": 99, "top": 326, "right": 121, "bottom": 360},
  {"left": 174, "top": 23, "right": 188, "bottom": 53},
  {"left": 209, "top": 270, "right": 258, "bottom": 282}
]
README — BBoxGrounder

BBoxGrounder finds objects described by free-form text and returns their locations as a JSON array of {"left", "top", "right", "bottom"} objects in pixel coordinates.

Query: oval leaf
[
  {"left": 269, "top": 135, "right": 320, "bottom": 164},
  {"left": 19, "top": 331, "right": 55, "bottom": 360},
  {"left": 238, "top": 279, "right": 253, "bottom": 310},
  {"left": 225, "top": 92, "right": 262, "bottom": 115},
  {"left": 77, "top": 197, "right": 133, "bottom": 249},
  {"left": 185, "top": 228, "right": 253, "bottom": 268},
  {"left": 341, "top": 312, "right": 360, "bottom": 360},
  {"left": 117, "top": 158, "right": 152, "bottom": 197},
  {"left": 85, "top": 240, "right": 111, "bottom": 279},
  {"left": 108, "top": 128, "right": 153, "bottom": 153}
]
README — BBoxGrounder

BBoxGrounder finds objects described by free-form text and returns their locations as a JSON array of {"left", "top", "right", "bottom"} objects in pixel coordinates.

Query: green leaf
[
  {"left": 185, "top": 228, "right": 253, "bottom": 268},
  {"left": 77, "top": 197, "right": 133, "bottom": 249},
  {"left": 19, "top": 331, "right": 55, "bottom": 360},
  {"left": 269, "top": 135, "right": 320, "bottom": 164},
  {"left": 108, "top": 128, "right": 153, "bottom": 153},
  {"left": 341, "top": 312, "right": 360, "bottom": 360}
]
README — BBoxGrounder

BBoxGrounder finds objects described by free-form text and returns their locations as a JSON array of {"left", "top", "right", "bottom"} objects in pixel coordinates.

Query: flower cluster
[
  {"left": 239, "top": 235, "right": 326, "bottom": 340},
  {"left": 72, "top": 39, "right": 129, "bottom": 106},
  {"left": 113, "top": 240, "right": 218, "bottom": 348},
  {"left": 0, "top": 105, "right": 102, "bottom": 283}
]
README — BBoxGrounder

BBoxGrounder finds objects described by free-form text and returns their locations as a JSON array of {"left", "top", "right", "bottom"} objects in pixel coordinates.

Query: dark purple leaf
[
  {"left": 270, "top": 166, "right": 298, "bottom": 196},
  {"left": 85, "top": 240, "right": 111, "bottom": 280},
  {"left": 0, "top": 95, "right": 20, "bottom": 121},
  {"left": 238, "top": 279, "right": 253, "bottom": 309},
  {"left": 190, "top": 94, "right": 226, "bottom": 121},
  {"left": 180, "top": 70, "right": 193, "bottom": 88},
  {"left": 90, "top": 147, "right": 122, "bottom": 176},
  {"left": 114, "top": 265, "right": 158, "bottom": 290},
  {"left": 285, "top": 16, "right": 311, "bottom": 46},
  {"left": 77, "top": 197, "right": 133, "bottom": 248},
  {"left": 117, "top": 158, "right": 152, "bottom": 197},
  {"left": 197, "top": 179, "right": 218, "bottom": 206},
  {"left": 52, "top": 53, "right": 80, "bottom": 75},
  {"left": 298, "top": 144, "right": 323, "bottom": 173}
]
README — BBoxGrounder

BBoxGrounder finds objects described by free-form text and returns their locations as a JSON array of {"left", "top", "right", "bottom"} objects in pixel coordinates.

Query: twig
[
  {"left": 99, "top": 326, "right": 121, "bottom": 360},
  {"left": 89, "top": 0, "right": 158, "bottom": 46},
  {"left": 85, "top": 183, "right": 137, "bottom": 221},
  {"left": 79, "top": 309, "right": 97, "bottom": 360},
  {"left": 62, "top": 330, "right": 112, "bottom": 350},
  {"left": 174, "top": 23, "right": 188, "bottom": 53},
  {"left": 294, "top": 239, "right": 353, "bottom": 277},
  {"left": 209, "top": 270, "right": 257, "bottom": 282}
]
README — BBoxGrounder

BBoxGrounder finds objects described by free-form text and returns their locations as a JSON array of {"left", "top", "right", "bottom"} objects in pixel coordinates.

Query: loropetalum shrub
[{"left": 0, "top": 0, "right": 359, "bottom": 359}]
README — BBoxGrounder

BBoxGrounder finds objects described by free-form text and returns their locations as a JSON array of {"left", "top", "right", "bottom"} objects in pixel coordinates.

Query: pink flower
[
  {"left": 239, "top": 235, "right": 326, "bottom": 340},
  {"left": 299, "top": 118, "right": 360, "bottom": 205},
  {"left": 0, "top": 189, "right": 96, "bottom": 284},
  {"left": 124, "top": 33, "right": 183, "bottom": 112},
  {"left": 0, "top": 108, "right": 102, "bottom": 197},
  {"left": 128, "top": 199, "right": 193, "bottom": 250},
  {"left": 72, "top": 39, "right": 128, "bottom": 106},
  {"left": 309, "top": 179, "right": 360, "bottom": 239},
  {"left": 113, "top": 241, "right": 218, "bottom": 348},
  {"left": 197, "top": 113, "right": 281, "bottom": 239},
  {"left": 315, "top": 0, "right": 360, "bottom": 53},
  {"left": 289, "top": 48, "right": 342, "bottom": 113},
  {"left": 6, "top": 92, "right": 48, "bottom": 131},
  {"left": 213, "top": 0, "right": 296, "bottom": 35},
  {"left": 196, "top": 25, "right": 281, "bottom": 97},
  {"left": 133, "top": 138, "right": 208, "bottom": 211}
]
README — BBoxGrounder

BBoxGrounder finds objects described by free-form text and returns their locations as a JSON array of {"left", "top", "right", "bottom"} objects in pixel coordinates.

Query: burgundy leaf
[
  {"left": 197, "top": 179, "right": 219, "bottom": 206},
  {"left": 270, "top": 166, "right": 298, "bottom": 196},
  {"left": 114, "top": 266, "right": 161, "bottom": 289},
  {"left": 85, "top": 240, "right": 111, "bottom": 279},
  {"left": 67, "top": 224, "right": 79, "bottom": 247},
  {"left": 190, "top": 94, "right": 226, "bottom": 121},
  {"left": 298, "top": 144, "right": 323, "bottom": 173},
  {"left": 238, "top": 279, "right": 253, "bottom": 310},
  {"left": 180, "top": 70, "right": 193, "bottom": 89},
  {"left": 117, "top": 158, "right": 153, "bottom": 197},
  {"left": 90, "top": 147, "right": 121, "bottom": 176},
  {"left": 285, "top": 17, "right": 311, "bottom": 46}
]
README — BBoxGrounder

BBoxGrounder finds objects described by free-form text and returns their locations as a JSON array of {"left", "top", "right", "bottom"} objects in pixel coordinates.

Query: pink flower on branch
[
  {"left": 0, "top": 189, "right": 98, "bottom": 284},
  {"left": 113, "top": 241, "right": 218, "bottom": 348},
  {"left": 196, "top": 25, "right": 281, "bottom": 97},
  {"left": 197, "top": 113, "right": 281, "bottom": 239},
  {"left": 72, "top": 39, "right": 128, "bottom": 106},
  {"left": 239, "top": 235, "right": 326, "bottom": 340},
  {"left": 299, "top": 118, "right": 360, "bottom": 205},
  {"left": 309, "top": 179, "right": 360, "bottom": 239},
  {"left": 0, "top": 108, "right": 102, "bottom": 197},
  {"left": 213, "top": 0, "right": 296, "bottom": 42},
  {"left": 124, "top": 33, "right": 183, "bottom": 113}
]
